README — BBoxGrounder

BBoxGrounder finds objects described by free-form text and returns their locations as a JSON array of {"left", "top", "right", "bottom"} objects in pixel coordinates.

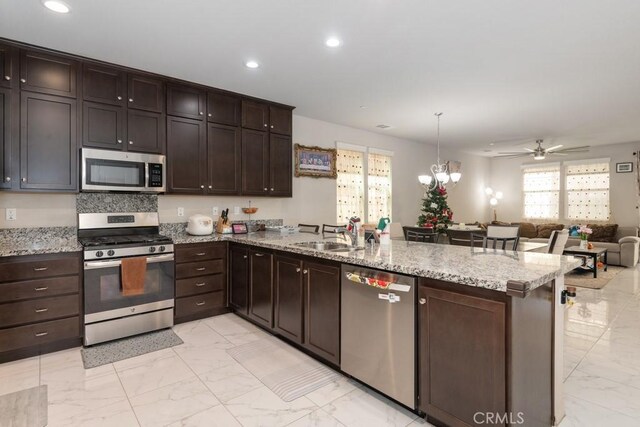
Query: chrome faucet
[{"left": 337, "top": 217, "right": 360, "bottom": 247}]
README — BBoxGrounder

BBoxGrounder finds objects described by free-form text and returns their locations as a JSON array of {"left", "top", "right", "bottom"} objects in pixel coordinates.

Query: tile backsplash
[{"left": 76, "top": 193, "right": 158, "bottom": 213}]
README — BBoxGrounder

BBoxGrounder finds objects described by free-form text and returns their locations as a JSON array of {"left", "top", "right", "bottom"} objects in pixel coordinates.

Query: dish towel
[{"left": 121, "top": 256, "right": 147, "bottom": 296}]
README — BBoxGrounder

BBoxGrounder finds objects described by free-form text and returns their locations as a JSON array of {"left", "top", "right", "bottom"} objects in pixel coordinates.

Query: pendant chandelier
[{"left": 418, "top": 112, "right": 461, "bottom": 189}]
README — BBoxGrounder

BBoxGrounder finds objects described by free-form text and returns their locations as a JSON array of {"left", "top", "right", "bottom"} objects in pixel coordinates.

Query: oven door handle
[{"left": 84, "top": 254, "right": 174, "bottom": 270}]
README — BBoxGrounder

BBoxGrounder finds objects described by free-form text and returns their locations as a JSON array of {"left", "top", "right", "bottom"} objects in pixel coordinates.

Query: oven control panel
[
  {"left": 148, "top": 163, "right": 164, "bottom": 188},
  {"left": 84, "top": 244, "right": 174, "bottom": 260}
]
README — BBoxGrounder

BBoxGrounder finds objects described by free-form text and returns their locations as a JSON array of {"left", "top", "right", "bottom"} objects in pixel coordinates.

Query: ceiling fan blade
[
  {"left": 523, "top": 148, "right": 535, "bottom": 152},
  {"left": 546, "top": 145, "right": 563, "bottom": 152},
  {"left": 555, "top": 146, "right": 590, "bottom": 152},
  {"left": 497, "top": 151, "right": 531, "bottom": 155},
  {"left": 548, "top": 152, "right": 568, "bottom": 156},
  {"left": 495, "top": 153, "right": 531, "bottom": 158}
]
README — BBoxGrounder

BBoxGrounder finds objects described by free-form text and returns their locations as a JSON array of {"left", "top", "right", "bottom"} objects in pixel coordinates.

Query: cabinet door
[
  {"left": 0, "top": 88, "right": 11, "bottom": 188},
  {"left": 229, "top": 245, "right": 250, "bottom": 313},
  {"left": 242, "top": 100, "right": 269, "bottom": 131},
  {"left": 83, "top": 63, "right": 126, "bottom": 106},
  {"left": 127, "top": 74, "right": 164, "bottom": 112},
  {"left": 82, "top": 102, "right": 125, "bottom": 150},
  {"left": 20, "top": 92, "right": 77, "bottom": 191},
  {"left": 249, "top": 249, "right": 273, "bottom": 328},
  {"left": 241, "top": 129, "right": 268, "bottom": 195},
  {"left": 167, "top": 116, "right": 206, "bottom": 194},
  {"left": 20, "top": 50, "right": 78, "bottom": 98},
  {"left": 269, "top": 134, "right": 292, "bottom": 197},
  {"left": 127, "top": 110, "right": 164, "bottom": 154},
  {"left": 0, "top": 44, "right": 16, "bottom": 88},
  {"left": 303, "top": 261, "right": 340, "bottom": 365},
  {"left": 207, "top": 91, "right": 240, "bottom": 126},
  {"left": 207, "top": 123, "right": 241, "bottom": 195},
  {"left": 418, "top": 285, "right": 506, "bottom": 426},
  {"left": 273, "top": 255, "right": 304, "bottom": 343},
  {"left": 269, "top": 105, "right": 292, "bottom": 136},
  {"left": 167, "top": 84, "right": 205, "bottom": 120}
]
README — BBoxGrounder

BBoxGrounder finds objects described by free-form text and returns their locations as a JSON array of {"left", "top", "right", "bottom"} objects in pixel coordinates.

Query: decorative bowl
[{"left": 242, "top": 207, "right": 258, "bottom": 214}]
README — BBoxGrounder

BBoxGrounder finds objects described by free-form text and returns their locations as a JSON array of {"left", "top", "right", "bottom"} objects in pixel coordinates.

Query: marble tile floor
[{"left": 0, "top": 265, "right": 638, "bottom": 426}]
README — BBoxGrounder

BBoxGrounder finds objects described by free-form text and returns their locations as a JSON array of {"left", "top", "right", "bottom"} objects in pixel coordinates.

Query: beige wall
[
  {"left": 0, "top": 114, "right": 489, "bottom": 229},
  {"left": 489, "top": 141, "right": 640, "bottom": 226}
]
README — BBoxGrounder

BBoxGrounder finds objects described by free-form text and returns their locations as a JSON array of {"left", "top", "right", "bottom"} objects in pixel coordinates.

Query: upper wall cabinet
[
  {"left": 269, "top": 105, "right": 292, "bottom": 136},
  {"left": 127, "top": 74, "right": 164, "bottom": 113},
  {"left": 83, "top": 63, "right": 126, "bottom": 106},
  {"left": 20, "top": 50, "right": 78, "bottom": 98},
  {"left": 0, "top": 44, "right": 17, "bottom": 88},
  {"left": 207, "top": 91, "right": 240, "bottom": 126},
  {"left": 0, "top": 88, "right": 11, "bottom": 188},
  {"left": 242, "top": 100, "right": 269, "bottom": 131},
  {"left": 167, "top": 84, "right": 205, "bottom": 121}
]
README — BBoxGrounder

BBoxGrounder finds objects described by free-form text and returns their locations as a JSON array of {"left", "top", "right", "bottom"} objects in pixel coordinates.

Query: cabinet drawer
[
  {"left": 175, "top": 291, "right": 224, "bottom": 318},
  {"left": 0, "top": 295, "right": 79, "bottom": 328},
  {"left": 0, "top": 257, "right": 80, "bottom": 283},
  {"left": 0, "top": 276, "right": 80, "bottom": 303},
  {"left": 176, "top": 274, "right": 225, "bottom": 298},
  {"left": 0, "top": 316, "right": 80, "bottom": 353},
  {"left": 176, "top": 260, "right": 224, "bottom": 279},
  {"left": 175, "top": 243, "right": 226, "bottom": 263}
]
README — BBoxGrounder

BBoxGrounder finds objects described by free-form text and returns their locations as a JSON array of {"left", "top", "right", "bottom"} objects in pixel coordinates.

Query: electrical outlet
[
  {"left": 177, "top": 207, "right": 184, "bottom": 217},
  {"left": 212, "top": 206, "right": 219, "bottom": 216},
  {"left": 234, "top": 206, "right": 240, "bottom": 215},
  {"left": 6, "top": 208, "right": 16, "bottom": 221}
]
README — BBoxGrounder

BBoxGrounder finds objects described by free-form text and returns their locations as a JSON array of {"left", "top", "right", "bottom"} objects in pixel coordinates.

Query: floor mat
[
  {"left": 0, "top": 385, "right": 47, "bottom": 427},
  {"left": 564, "top": 265, "right": 624, "bottom": 289}
]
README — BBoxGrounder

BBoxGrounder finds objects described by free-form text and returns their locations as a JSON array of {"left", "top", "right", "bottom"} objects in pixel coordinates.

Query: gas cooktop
[{"left": 79, "top": 233, "right": 173, "bottom": 248}]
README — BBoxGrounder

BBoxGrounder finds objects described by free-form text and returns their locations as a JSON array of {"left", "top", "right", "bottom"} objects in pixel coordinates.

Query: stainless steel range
[{"left": 78, "top": 212, "right": 175, "bottom": 346}]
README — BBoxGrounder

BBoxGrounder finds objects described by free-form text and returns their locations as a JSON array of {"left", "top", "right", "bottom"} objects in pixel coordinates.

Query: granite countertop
[
  {"left": 162, "top": 224, "right": 581, "bottom": 293},
  {"left": 0, "top": 227, "right": 82, "bottom": 257}
]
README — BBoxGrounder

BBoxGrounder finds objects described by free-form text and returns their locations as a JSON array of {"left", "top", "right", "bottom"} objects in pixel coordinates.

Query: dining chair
[
  {"left": 406, "top": 230, "right": 439, "bottom": 243},
  {"left": 322, "top": 224, "right": 346, "bottom": 234},
  {"left": 471, "top": 225, "right": 520, "bottom": 250},
  {"left": 298, "top": 223, "right": 320, "bottom": 233},
  {"left": 446, "top": 229, "right": 484, "bottom": 247},
  {"left": 548, "top": 229, "right": 569, "bottom": 254}
]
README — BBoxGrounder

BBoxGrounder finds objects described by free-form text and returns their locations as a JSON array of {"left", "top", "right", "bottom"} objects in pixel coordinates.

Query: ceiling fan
[{"left": 496, "top": 139, "right": 589, "bottom": 160}]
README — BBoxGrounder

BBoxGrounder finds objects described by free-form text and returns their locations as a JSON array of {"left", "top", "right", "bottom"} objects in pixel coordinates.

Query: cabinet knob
[
  {"left": 270, "top": 188, "right": 274, "bottom": 191},
  {"left": 255, "top": 253, "right": 265, "bottom": 257},
  {"left": 34, "top": 308, "right": 49, "bottom": 313},
  {"left": 243, "top": 255, "right": 248, "bottom": 259},
  {"left": 195, "top": 282, "right": 206, "bottom": 287},
  {"left": 199, "top": 112, "right": 203, "bottom": 115},
  {"left": 117, "top": 139, "right": 122, "bottom": 144},
  {"left": 296, "top": 267, "right": 301, "bottom": 273},
  {"left": 303, "top": 269, "right": 308, "bottom": 275},
  {"left": 128, "top": 141, "right": 133, "bottom": 145},
  {"left": 4, "top": 75, "right": 10, "bottom": 81},
  {"left": 419, "top": 298, "right": 426, "bottom": 305},
  {"left": 208, "top": 185, "right": 212, "bottom": 189},
  {"left": 20, "top": 78, "right": 26, "bottom": 83},
  {"left": 34, "top": 332, "right": 48, "bottom": 337},
  {"left": 33, "top": 267, "right": 48, "bottom": 271},
  {"left": 129, "top": 98, "right": 133, "bottom": 102},
  {"left": 263, "top": 123, "right": 268, "bottom": 127},
  {"left": 200, "top": 185, "right": 204, "bottom": 189},
  {"left": 117, "top": 96, "right": 122, "bottom": 100},
  {"left": 5, "top": 177, "right": 10, "bottom": 182},
  {"left": 196, "top": 301, "right": 206, "bottom": 306},
  {"left": 21, "top": 178, "right": 26, "bottom": 182},
  {"left": 270, "top": 125, "right": 274, "bottom": 129},
  {"left": 263, "top": 187, "right": 268, "bottom": 191},
  {"left": 208, "top": 113, "right": 212, "bottom": 117}
]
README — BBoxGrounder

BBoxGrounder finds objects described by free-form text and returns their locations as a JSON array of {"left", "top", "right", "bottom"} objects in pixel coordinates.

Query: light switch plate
[
  {"left": 6, "top": 208, "right": 16, "bottom": 221},
  {"left": 177, "top": 207, "right": 184, "bottom": 217},
  {"left": 212, "top": 207, "right": 219, "bottom": 216},
  {"left": 234, "top": 206, "right": 240, "bottom": 215}
]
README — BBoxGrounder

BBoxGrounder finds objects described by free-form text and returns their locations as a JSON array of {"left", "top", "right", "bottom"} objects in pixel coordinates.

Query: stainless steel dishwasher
[{"left": 341, "top": 264, "right": 416, "bottom": 409}]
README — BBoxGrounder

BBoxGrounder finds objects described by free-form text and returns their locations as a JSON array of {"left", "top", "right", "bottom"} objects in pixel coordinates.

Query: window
[
  {"left": 522, "top": 164, "right": 560, "bottom": 220},
  {"left": 565, "top": 160, "right": 610, "bottom": 221},
  {"left": 336, "top": 145, "right": 393, "bottom": 224}
]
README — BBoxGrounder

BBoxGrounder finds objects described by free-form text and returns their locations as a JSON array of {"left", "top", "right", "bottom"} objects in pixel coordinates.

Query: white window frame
[
  {"left": 521, "top": 162, "right": 561, "bottom": 221},
  {"left": 563, "top": 158, "right": 611, "bottom": 222}
]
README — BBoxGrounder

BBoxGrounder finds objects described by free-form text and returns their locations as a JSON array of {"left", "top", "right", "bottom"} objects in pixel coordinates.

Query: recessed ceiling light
[
  {"left": 245, "top": 60, "right": 259, "bottom": 69},
  {"left": 42, "top": 0, "right": 70, "bottom": 13},
  {"left": 325, "top": 38, "right": 341, "bottom": 48},
  {"left": 359, "top": 105, "right": 367, "bottom": 109},
  {"left": 489, "top": 142, "right": 495, "bottom": 146}
]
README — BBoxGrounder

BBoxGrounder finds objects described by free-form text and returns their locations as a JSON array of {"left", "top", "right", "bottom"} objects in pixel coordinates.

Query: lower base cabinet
[
  {"left": 248, "top": 249, "right": 274, "bottom": 328},
  {"left": 174, "top": 242, "right": 228, "bottom": 323}
]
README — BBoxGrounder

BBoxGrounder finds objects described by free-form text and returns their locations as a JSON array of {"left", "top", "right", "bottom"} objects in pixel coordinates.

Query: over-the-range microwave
[{"left": 81, "top": 148, "right": 166, "bottom": 193}]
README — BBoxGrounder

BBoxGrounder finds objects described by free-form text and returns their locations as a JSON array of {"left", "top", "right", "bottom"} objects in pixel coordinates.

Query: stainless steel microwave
[{"left": 81, "top": 148, "right": 166, "bottom": 193}]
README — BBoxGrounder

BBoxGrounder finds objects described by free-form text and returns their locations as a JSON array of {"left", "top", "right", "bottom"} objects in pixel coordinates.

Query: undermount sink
[{"left": 293, "top": 241, "right": 365, "bottom": 252}]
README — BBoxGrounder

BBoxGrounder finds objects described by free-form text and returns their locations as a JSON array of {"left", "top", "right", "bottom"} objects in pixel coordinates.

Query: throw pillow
[
  {"left": 587, "top": 224, "right": 618, "bottom": 242},
  {"left": 513, "top": 222, "right": 537, "bottom": 239},
  {"left": 536, "top": 223, "right": 564, "bottom": 238}
]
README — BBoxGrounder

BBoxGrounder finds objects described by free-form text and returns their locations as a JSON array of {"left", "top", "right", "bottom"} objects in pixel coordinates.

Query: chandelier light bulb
[
  {"left": 418, "top": 175, "right": 433, "bottom": 186},
  {"left": 450, "top": 172, "right": 462, "bottom": 183},
  {"left": 489, "top": 197, "right": 498, "bottom": 206},
  {"left": 485, "top": 187, "right": 493, "bottom": 195},
  {"left": 495, "top": 191, "right": 503, "bottom": 199}
]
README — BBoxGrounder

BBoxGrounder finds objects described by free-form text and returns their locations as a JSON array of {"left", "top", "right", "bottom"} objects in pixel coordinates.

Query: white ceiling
[{"left": 2, "top": 0, "right": 640, "bottom": 154}]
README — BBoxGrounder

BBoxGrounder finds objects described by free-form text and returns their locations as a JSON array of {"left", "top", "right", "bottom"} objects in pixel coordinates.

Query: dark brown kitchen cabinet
[
  {"left": 269, "top": 105, "right": 292, "bottom": 136},
  {"left": 82, "top": 102, "right": 124, "bottom": 150},
  {"left": 269, "top": 134, "right": 292, "bottom": 196},
  {"left": 20, "top": 92, "right": 77, "bottom": 191},
  {"left": 0, "top": 44, "right": 17, "bottom": 88},
  {"left": 208, "top": 123, "right": 241, "bottom": 194},
  {"left": 127, "top": 109, "right": 164, "bottom": 154},
  {"left": 241, "top": 129, "right": 269, "bottom": 195},
  {"left": 127, "top": 74, "right": 163, "bottom": 113},
  {"left": 248, "top": 249, "right": 273, "bottom": 329},
  {"left": 174, "top": 242, "right": 228, "bottom": 324},
  {"left": 167, "top": 116, "right": 207, "bottom": 194},
  {"left": 0, "top": 88, "right": 11, "bottom": 189},
  {"left": 83, "top": 63, "right": 126, "bottom": 106},
  {"left": 303, "top": 260, "right": 340, "bottom": 365},
  {"left": 0, "top": 252, "right": 82, "bottom": 363},
  {"left": 418, "top": 284, "right": 506, "bottom": 427},
  {"left": 242, "top": 100, "right": 269, "bottom": 131},
  {"left": 229, "top": 245, "right": 250, "bottom": 314},
  {"left": 273, "top": 255, "right": 304, "bottom": 343},
  {"left": 20, "top": 50, "right": 78, "bottom": 98},
  {"left": 167, "top": 84, "right": 205, "bottom": 121},
  {"left": 207, "top": 91, "right": 240, "bottom": 126}
]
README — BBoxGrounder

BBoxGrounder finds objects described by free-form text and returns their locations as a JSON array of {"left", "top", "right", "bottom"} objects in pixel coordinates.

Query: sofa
[{"left": 511, "top": 222, "right": 640, "bottom": 267}]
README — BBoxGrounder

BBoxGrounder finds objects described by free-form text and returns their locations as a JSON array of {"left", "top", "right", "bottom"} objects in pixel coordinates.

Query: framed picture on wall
[
  {"left": 616, "top": 162, "right": 633, "bottom": 173},
  {"left": 294, "top": 144, "right": 337, "bottom": 178}
]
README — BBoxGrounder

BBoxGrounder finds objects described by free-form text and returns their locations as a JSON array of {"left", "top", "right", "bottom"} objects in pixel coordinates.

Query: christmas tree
[{"left": 417, "top": 185, "right": 453, "bottom": 231}]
